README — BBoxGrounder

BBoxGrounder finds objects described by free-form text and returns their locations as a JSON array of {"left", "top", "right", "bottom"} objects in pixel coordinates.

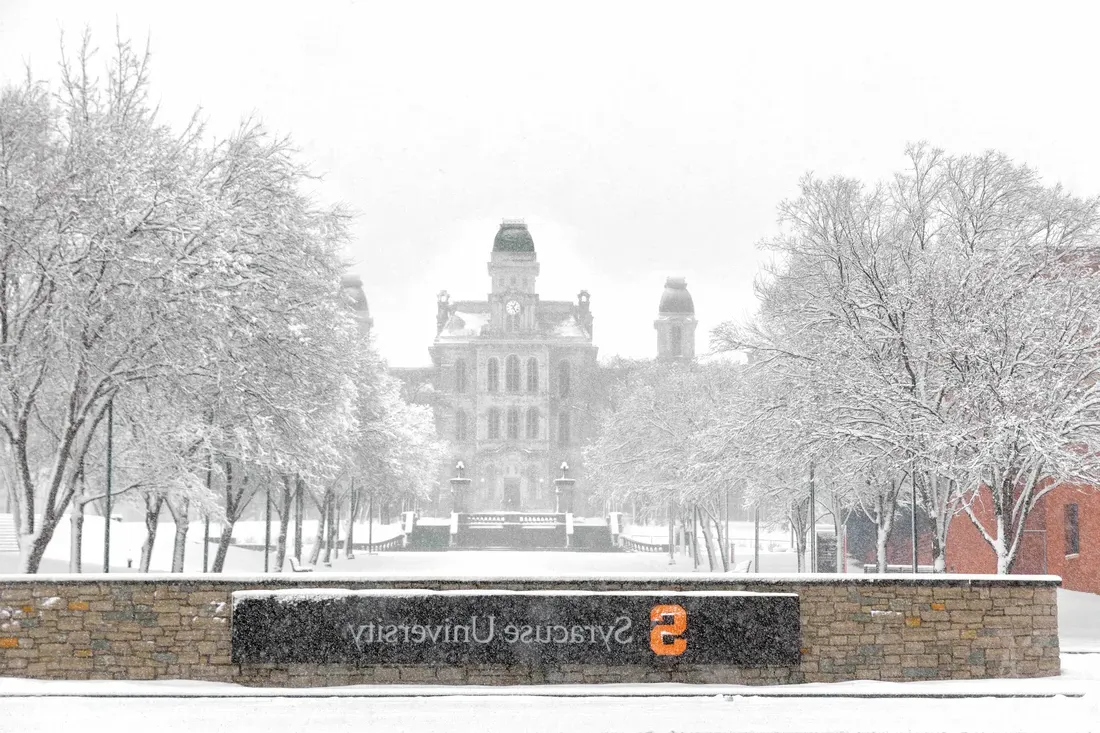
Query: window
[
  {"left": 505, "top": 355, "right": 521, "bottom": 392},
  {"left": 527, "top": 465, "right": 540, "bottom": 500},
  {"left": 526, "top": 407, "right": 539, "bottom": 439},
  {"left": 526, "top": 357, "right": 538, "bottom": 392},
  {"left": 455, "top": 410, "right": 467, "bottom": 441},
  {"left": 507, "top": 407, "right": 520, "bottom": 439},
  {"left": 558, "top": 412, "right": 571, "bottom": 445},
  {"left": 487, "top": 408, "right": 501, "bottom": 440},
  {"left": 454, "top": 359, "right": 467, "bottom": 393},
  {"left": 1065, "top": 503, "right": 1080, "bottom": 556},
  {"left": 483, "top": 465, "right": 496, "bottom": 499},
  {"left": 506, "top": 309, "right": 520, "bottom": 333},
  {"left": 487, "top": 358, "right": 499, "bottom": 393},
  {"left": 670, "top": 324, "right": 683, "bottom": 357},
  {"left": 558, "top": 361, "right": 571, "bottom": 398}
]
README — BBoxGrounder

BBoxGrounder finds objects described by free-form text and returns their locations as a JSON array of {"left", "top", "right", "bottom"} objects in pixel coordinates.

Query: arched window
[
  {"left": 487, "top": 358, "right": 499, "bottom": 393},
  {"left": 526, "top": 357, "right": 538, "bottom": 392},
  {"left": 505, "top": 355, "right": 521, "bottom": 392},
  {"left": 558, "top": 412, "right": 571, "bottom": 445},
  {"left": 670, "top": 325, "right": 683, "bottom": 357},
  {"left": 454, "top": 359, "right": 467, "bottom": 393},
  {"left": 455, "top": 410, "right": 467, "bottom": 442},
  {"left": 506, "top": 310, "right": 521, "bottom": 332},
  {"left": 558, "top": 361, "right": 571, "bottom": 398},
  {"left": 526, "top": 407, "right": 540, "bottom": 439},
  {"left": 507, "top": 407, "right": 520, "bottom": 440},
  {"left": 487, "top": 408, "right": 501, "bottom": 439}
]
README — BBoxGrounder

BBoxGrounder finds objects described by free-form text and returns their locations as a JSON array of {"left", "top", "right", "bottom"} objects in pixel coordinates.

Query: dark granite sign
[{"left": 231, "top": 589, "right": 800, "bottom": 666}]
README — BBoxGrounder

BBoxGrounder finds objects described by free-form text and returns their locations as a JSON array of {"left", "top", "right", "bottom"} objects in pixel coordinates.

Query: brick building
[{"left": 947, "top": 483, "right": 1100, "bottom": 594}]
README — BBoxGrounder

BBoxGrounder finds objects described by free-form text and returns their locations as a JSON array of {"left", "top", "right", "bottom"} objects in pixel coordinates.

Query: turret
[{"left": 654, "top": 276, "right": 696, "bottom": 361}]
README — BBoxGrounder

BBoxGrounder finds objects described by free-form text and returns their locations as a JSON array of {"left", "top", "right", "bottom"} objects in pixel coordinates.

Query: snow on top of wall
[{"left": 230, "top": 588, "right": 798, "bottom": 607}]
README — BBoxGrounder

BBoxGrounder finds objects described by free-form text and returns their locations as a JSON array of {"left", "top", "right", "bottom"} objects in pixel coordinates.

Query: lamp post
[
  {"left": 450, "top": 461, "right": 471, "bottom": 514},
  {"left": 754, "top": 504, "right": 760, "bottom": 574},
  {"left": 263, "top": 484, "right": 271, "bottom": 573},
  {"left": 367, "top": 488, "right": 374, "bottom": 555},
  {"left": 667, "top": 501, "right": 676, "bottom": 566},
  {"left": 911, "top": 462, "right": 919, "bottom": 573},
  {"left": 808, "top": 462, "right": 816, "bottom": 574},
  {"left": 554, "top": 462, "right": 574, "bottom": 514},
  {"left": 103, "top": 400, "right": 114, "bottom": 574}
]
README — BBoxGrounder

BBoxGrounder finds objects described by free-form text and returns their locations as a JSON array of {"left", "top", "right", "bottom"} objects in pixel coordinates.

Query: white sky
[{"left": 2, "top": 1, "right": 1099, "bottom": 366}]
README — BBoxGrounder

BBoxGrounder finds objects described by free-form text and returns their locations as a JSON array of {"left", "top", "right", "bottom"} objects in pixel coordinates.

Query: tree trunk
[
  {"left": 323, "top": 491, "right": 335, "bottom": 565},
  {"left": 832, "top": 499, "right": 847, "bottom": 573},
  {"left": 212, "top": 460, "right": 240, "bottom": 573},
  {"left": 698, "top": 507, "right": 719, "bottom": 571},
  {"left": 167, "top": 498, "right": 190, "bottom": 573},
  {"left": 698, "top": 506, "right": 726, "bottom": 572},
  {"left": 211, "top": 521, "right": 235, "bottom": 572},
  {"left": 789, "top": 498, "right": 808, "bottom": 573},
  {"left": 139, "top": 494, "right": 165, "bottom": 573},
  {"left": 294, "top": 478, "right": 304, "bottom": 562},
  {"left": 308, "top": 489, "right": 328, "bottom": 565},
  {"left": 273, "top": 476, "right": 293, "bottom": 572},
  {"left": 18, "top": 522, "right": 57, "bottom": 574},
  {"left": 875, "top": 513, "right": 892, "bottom": 573},
  {"left": 345, "top": 491, "right": 359, "bottom": 559},
  {"left": 712, "top": 509, "right": 729, "bottom": 572},
  {"left": 69, "top": 501, "right": 85, "bottom": 573}
]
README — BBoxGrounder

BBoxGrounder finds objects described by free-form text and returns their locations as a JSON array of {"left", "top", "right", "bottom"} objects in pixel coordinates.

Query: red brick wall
[
  {"left": 947, "top": 483, "right": 1100, "bottom": 594},
  {"left": 1041, "top": 484, "right": 1100, "bottom": 595}
]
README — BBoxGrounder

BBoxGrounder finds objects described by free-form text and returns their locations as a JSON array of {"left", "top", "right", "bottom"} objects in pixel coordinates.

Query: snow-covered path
[
  {"left": 4, "top": 692, "right": 1096, "bottom": 733},
  {"left": 4, "top": 654, "right": 1099, "bottom": 732}
]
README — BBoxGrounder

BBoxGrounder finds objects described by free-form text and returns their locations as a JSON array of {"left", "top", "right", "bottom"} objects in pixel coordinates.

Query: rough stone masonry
[{"left": 0, "top": 574, "right": 1059, "bottom": 686}]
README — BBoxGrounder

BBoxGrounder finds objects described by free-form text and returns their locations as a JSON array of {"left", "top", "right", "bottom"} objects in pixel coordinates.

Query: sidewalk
[{"left": 1, "top": 653, "right": 1096, "bottom": 699}]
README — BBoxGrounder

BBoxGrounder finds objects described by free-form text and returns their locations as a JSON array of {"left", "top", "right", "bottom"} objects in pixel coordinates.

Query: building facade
[
  {"left": 946, "top": 482, "right": 1100, "bottom": 595},
  {"left": 427, "top": 220, "right": 598, "bottom": 513}
]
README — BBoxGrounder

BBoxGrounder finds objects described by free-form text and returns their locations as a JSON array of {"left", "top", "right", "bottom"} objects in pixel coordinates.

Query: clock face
[{"left": 505, "top": 299, "right": 521, "bottom": 315}]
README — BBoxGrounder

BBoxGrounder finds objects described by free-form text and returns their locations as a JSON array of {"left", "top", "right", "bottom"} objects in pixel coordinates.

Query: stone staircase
[{"left": 0, "top": 513, "right": 19, "bottom": 553}]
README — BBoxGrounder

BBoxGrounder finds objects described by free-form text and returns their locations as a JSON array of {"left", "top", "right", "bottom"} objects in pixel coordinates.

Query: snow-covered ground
[
  {"left": 625, "top": 520, "right": 796, "bottom": 553},
  {"left": 1059, "top": 589, "right": 1100, "bottom": 652},
  {"left": 0, "top": 516, "right": 402, "bottom": 573},
  {"left": 0, "top": 518, "right": 807, "bottom": 573},
  {"left": 2, "top": 656, "right": 1098, "bottom": 733}
]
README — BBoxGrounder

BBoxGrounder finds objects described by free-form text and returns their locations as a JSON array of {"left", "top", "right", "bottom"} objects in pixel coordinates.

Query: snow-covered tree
[
  {"left": 0, "top": 33, "right": 365, "bottom": 572},
  {"left": 712, "top": 144, "right": 1100, "bottom": 573}
]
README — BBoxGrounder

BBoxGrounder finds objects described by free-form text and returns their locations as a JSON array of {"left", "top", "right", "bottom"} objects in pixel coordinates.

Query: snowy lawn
[
  {"left": 1059, "top": 589, "right": 1100, "bottom": 652},
  {"left": 0, "top": 516, "right": 403, "bottom": 574}
]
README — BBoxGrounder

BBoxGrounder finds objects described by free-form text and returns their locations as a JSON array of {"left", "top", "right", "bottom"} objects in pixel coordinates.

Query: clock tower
[
  {"left": 425, "top": 218, "right": 598, "bottom": 515},
  {"left": 488, "top": 219, "right": 540, "bottom": 333}
]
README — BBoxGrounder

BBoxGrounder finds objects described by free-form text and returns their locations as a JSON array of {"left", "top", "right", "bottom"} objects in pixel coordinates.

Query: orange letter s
[{"left": 649, "top": 604, "right": 687, "bottom": 656}]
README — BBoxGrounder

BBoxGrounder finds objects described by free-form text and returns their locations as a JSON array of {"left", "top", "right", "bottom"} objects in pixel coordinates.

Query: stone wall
[{"left": 0, "top": 574, "right": 1059, "bottom": 686}]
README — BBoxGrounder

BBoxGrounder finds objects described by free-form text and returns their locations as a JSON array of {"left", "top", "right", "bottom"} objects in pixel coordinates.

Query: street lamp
[
  {"left": 103, "top": 400, "right": 114, "bottom": 573},
  {"left": 554, "top": 462, "right": 574, "bottom": 514},
  {"left": 450, "top": 461, "right": 471, "bottom": 514}
]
